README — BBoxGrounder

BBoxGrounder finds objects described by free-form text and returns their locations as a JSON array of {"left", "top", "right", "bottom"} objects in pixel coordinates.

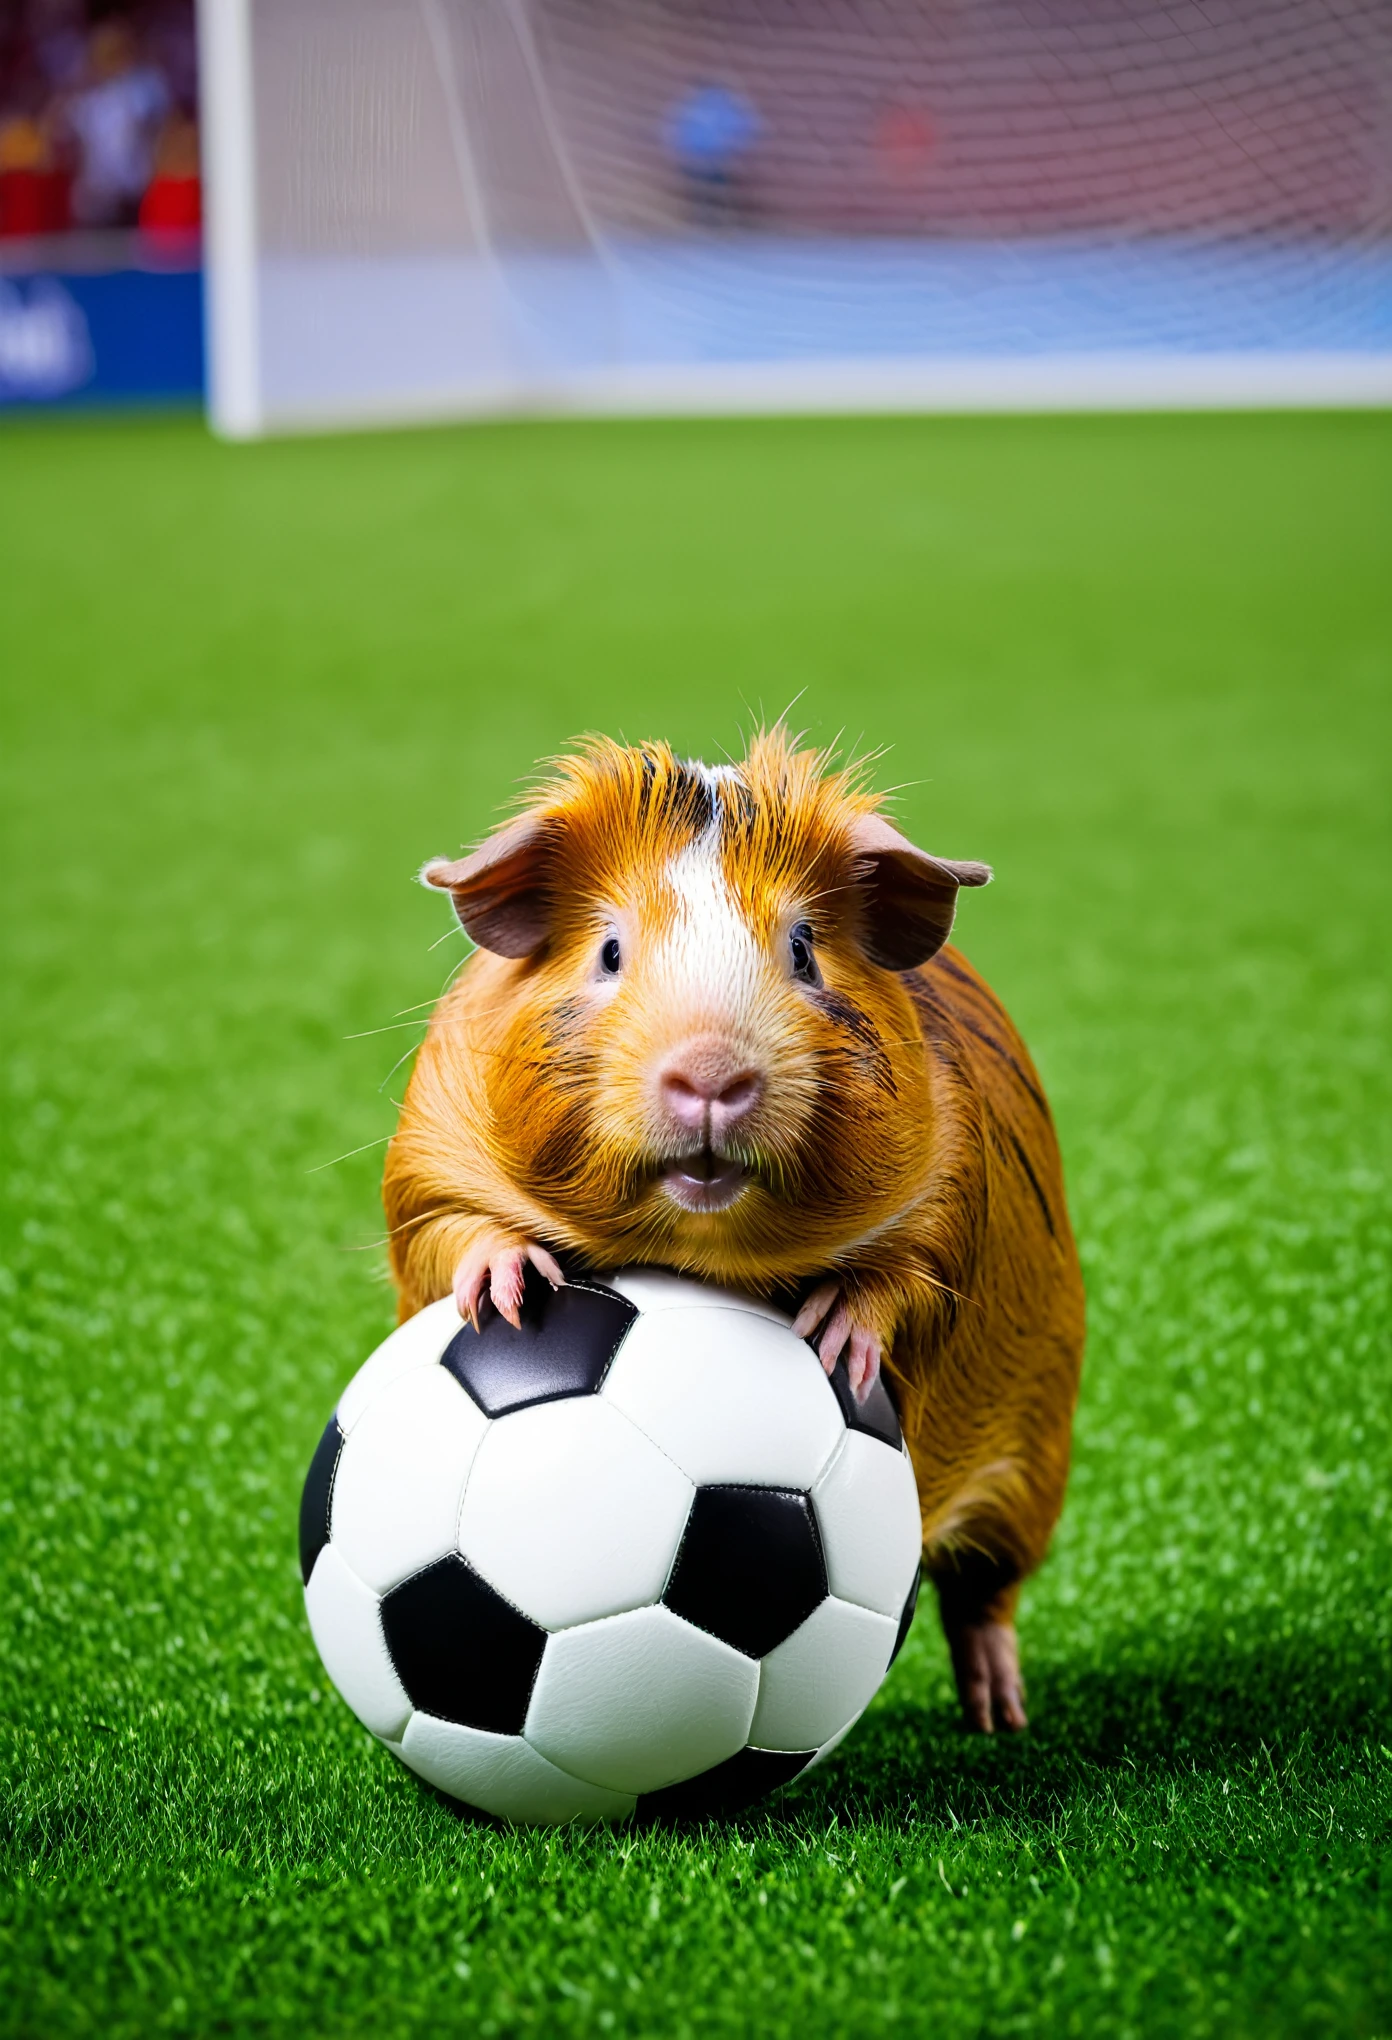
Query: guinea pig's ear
[
  {"left": 421, "top": 815, "right": 553, "bottom": 958},
  {"left": 849, "top": 814, "right": 992, "bottom": 971}
]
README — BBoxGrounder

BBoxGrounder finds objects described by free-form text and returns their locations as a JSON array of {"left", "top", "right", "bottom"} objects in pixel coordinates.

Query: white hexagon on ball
[
  {"left": 811, "top": 1431, "right": 922, "bottom": 1618},
  {"left": 304, "top": 1544, "right": 411, "bottom": 1742},
  {"left": 457, "top": 1398, "right": 694, "bottom": 1631},
  {"left": 604, "top": 1270, "right": 792, "bottom": 1327},
  {"left": 335, "top": 1295, "right": 463, "bottom": 1435},
  {"left": 600, "top": 1299, "right": 844, "bottom": 1490},
  {"left": 525, "top": 1604, "right": 758, "bottom": 1795},
  {"left": 400, "top": 1713, "right": 634, "bottom": 1824},
  {"left": 330, "top": 1363, "right": 488, "bottom": 1595},
  {"left": 750, "top": 1597, "right": 897, "bottom": 1752}
]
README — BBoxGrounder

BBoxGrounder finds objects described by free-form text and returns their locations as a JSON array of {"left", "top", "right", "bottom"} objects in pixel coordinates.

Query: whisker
[
  {"left": 307, "top": 1133, "right": 394, "bottom": 1174},
  {"left": 350, "top": 1202, "right": 458, "bottom": 1252},
  {"left": 377, "top": 1040, "right": 426, "bottom": 1092},
  {"left": 349, "top": 956, "right": 474, "bottom": 1044}
]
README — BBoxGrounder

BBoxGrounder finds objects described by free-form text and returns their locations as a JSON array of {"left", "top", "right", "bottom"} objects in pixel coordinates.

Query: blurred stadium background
[
  {"left": 2, "top": 0, "right": 1390, "bottom": 423},
  {"left": 4, "top": 7, "right": 1390, "bottom": 2035}
]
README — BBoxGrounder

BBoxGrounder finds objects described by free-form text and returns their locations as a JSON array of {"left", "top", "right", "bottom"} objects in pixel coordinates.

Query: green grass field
[{"left": 2, "top": 409, "right": 1389, "bottom": 2039}]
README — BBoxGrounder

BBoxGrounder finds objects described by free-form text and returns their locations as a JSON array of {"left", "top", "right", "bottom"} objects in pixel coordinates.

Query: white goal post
[{"left": 197, "top": 0, "right": 1392, "bottom": 437}]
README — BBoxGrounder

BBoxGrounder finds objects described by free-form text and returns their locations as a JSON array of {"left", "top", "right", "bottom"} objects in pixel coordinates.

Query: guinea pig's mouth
[{"left": 658, "top": 1150, "right": 750, "bottom": 1214}]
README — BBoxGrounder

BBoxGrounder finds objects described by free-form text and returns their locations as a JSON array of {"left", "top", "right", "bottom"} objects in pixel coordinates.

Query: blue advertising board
[{"left": 0, "top": 263, "right": 203, "bottom": 408}]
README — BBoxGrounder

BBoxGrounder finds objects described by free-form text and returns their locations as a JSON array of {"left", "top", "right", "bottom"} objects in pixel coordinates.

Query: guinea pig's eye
[
  {"left": 599, "top": 935, "right": 623, "bottom": 976},
  {"left": 789, "top": 921, "right": 820, "bottom": 986}
]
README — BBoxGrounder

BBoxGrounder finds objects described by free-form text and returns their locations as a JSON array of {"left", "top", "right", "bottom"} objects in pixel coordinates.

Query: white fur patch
[{"left": 658, "top": 828, "right": 762, "bottom": 1025}]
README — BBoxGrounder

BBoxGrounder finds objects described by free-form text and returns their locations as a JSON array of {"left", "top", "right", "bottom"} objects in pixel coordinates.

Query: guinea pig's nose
[{"left": 659, "top": 1046, "right": 763, "bottom": 1137}]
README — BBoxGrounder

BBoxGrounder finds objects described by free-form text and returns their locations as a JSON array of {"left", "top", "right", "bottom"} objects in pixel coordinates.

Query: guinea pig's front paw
[
  {"left": 452, "top": 1231, "right": 566, "bottom": 1332},
  {"left": 791, "top": 1281, "right": 886, "bottom": 1403}
]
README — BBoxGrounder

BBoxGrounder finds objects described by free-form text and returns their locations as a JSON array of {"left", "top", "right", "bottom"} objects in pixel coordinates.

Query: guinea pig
[{"left": 384, "top": 728, "right": 1084, "bottom": 1733}]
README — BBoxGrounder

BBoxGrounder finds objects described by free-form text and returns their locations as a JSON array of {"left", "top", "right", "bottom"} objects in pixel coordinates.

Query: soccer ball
[{"left": 300, "top": 1270, "right": 922, "bottom": 1824}]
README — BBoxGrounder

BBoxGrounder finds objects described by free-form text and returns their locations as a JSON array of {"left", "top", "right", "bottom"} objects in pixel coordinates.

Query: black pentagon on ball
[
  {"left": 663, "top": 1486, "right": 827, "bottom": 1659},
  {"left": 889, "top": 1564, "right": 921, "bottom": 1667},
  {"left": 298, "top": 1415, "right": 343, "bottom": 1585},
  {"left": 381, "top": 1554, "right": 545, "bottom": 1734},
  {"left": 824, "top": 1353, "right": 903, "bottom": 1451},
  {"left": 636, "top": 1745, "right": 815, "bottom": 1823},
  {"left": 441, "top": 1269, "right": 637, "bottom": 1418}
]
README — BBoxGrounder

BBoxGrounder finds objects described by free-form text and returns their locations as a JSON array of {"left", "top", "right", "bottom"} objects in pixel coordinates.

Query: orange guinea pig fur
[{"left": 384, "top": 730, "right": 1084, "bottom": 1732}]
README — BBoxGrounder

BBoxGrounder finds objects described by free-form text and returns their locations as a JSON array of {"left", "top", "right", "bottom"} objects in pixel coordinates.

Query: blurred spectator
[
  {"left": 64, "top": 17, "right": 169, "bottom": 227},
  {"left": 29, "top": 0, "right": 88, "bottom": 95},
  {"left": 662, "top": 82, "right": 762, "bottom": 226},
  {"left": 0, "top": 110, "right": 70, "bottom": 236},
  {"left": 143, "top": 0, "right": 196, "bottom": 111},
  {"left": 137, "top": 106, "right": 198, "bottom": 246},
  {"left": 874, "top": 102, "right": 936, "bottom": 189}
]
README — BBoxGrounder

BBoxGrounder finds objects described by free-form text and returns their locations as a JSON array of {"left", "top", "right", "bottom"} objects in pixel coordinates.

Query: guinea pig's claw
[
  {"left": 793, "top": 1282, "right": 883, "bottom": 1402},
  {"left": 791, "top": 1280, "right": 841, "bottom": 1342},
  {"left": 525, "top": 1243, "right": 567, "bottom": 1292},
  {"left": 817, "top": 1303, "right": 853, "bottom": 1371},
  {"left": 489, "top": 1248, "right": 528, "bottom": 1329},
  {"left": 847, "top": 1325, "right": 882, "bottom": 1402},
  {"left": 453, "top": 1237, "right": 566, "bottom": 1332},
  {"left": 453, "top": 1251, "right": 494, "bottom": 1331}
]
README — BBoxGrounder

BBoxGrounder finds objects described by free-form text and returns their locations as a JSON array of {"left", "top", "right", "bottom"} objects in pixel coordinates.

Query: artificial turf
[{"left": 1, "top": 408, "right": 1389, "bottom": 2039}]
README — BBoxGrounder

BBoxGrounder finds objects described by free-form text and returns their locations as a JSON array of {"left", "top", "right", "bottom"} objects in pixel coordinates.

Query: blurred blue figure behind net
[{"left": 661, "top": 82, "right": 762, "bottom": 228}]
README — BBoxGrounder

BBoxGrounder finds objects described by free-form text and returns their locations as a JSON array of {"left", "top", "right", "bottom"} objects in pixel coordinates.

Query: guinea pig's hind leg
[
  {"left": 943, "top": 1615, "right": 1027, "bottom": 1735},
  {"left": 791, "top": 1281, "right": 884, "bottom": 1401},
  {"left": 933, "top": 1562, "right": 1027, "bottom": 1733},
  {"left": 453, "top": 1230, "right": 566, "bottom": 1331}
]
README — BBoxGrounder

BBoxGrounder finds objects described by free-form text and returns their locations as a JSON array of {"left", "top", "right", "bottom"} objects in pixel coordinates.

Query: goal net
[{"left": 198, "top": 0, "right": 1392, "bottom": 435}]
